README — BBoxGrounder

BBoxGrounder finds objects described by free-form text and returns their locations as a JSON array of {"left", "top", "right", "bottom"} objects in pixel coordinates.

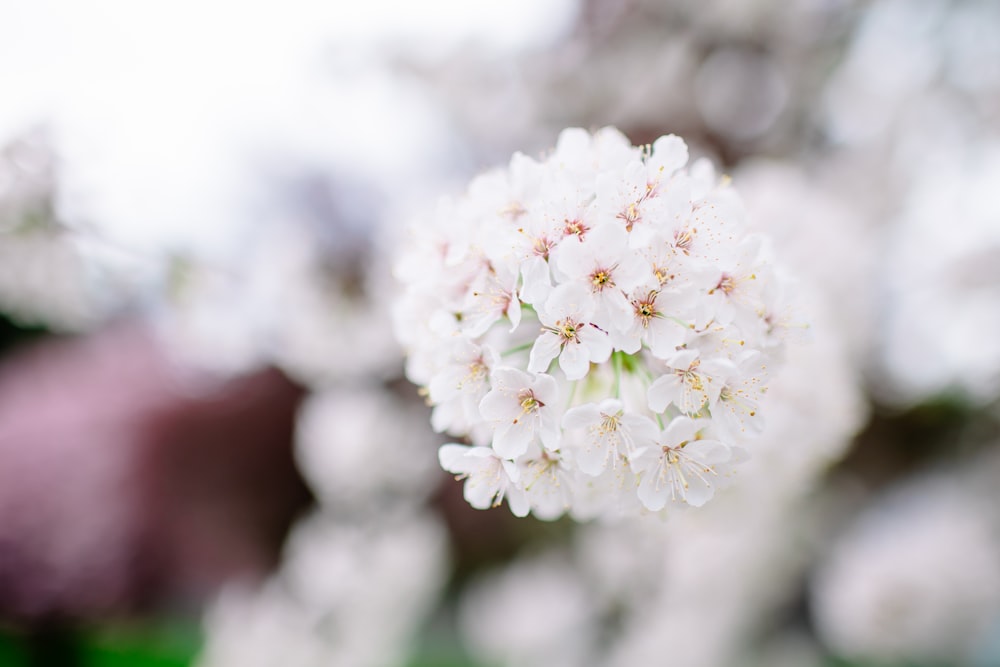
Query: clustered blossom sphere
[{"left": 394, "top": 127, "right": 797, "bottom": 520}]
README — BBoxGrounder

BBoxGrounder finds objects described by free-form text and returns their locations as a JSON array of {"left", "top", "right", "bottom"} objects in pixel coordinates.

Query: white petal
[
  {"left": 596, "top": 291, "right": 633, "bottom": 331},
  {"left": 506, "top": 487, "right": 530, "bottom": 517},
  {"left": 438, "top": 444, "right": 475, "bottom": 473},
  {"left": 538, "top": 409, "right": 562, "bottom": 451},
  {"left": 614, "top": 254, "right": 650, "bottom": 293},
  {"left": 651, "top": 134, "right": 688, "bottom": 174},
  {"left": 587, "top": 221, "right": 628, "bottom": 256},
  {"left": 609, "top": 323, "right": 642, "bottom": 354},
  {"left": 520, "top": 256, "right": 552, "bottom": 306},
  {"left": 528, "top": 333, "right": 561, "bottom": 374},
  {"left": 492, "top": 366, "right": 532, "bottom": 391},
  {"left": 647, "top": 374, "right": 680, "bottom": 413},
  {"left": 501, "top": 458, "right": 520, "bottom": 484},
  {"left": 555, "top": 233, "right": 593, "bottom": 278},
  {"left": 460, "top": 312, "right": 496, "bottom": 339},
  {"left": 682, "top": 474, "right": 714, "bottom": 507},
  {"left": 555, "top": 127, "right": 591, "bottom": 160},
  {"left": 493, "top": 418, "right": 534, "bottom": 459},
  {"left": 479, "top": 389, "right": 519, "bottom": 422},
  {"left": 530, "top": 372, "right": 560, "bottom": 406},
  {"left": 562, "top": 403, "right": 600, "bottom": 429},
  {"left": 464, "top": 473, "right": 501, "bottom": 509},
  {"left": 622, "top": 413, "right": 660, "bottom": 450},
  {"left": 427, "top": 365, "right": 466, "bottom": 403},
  {"left": 431, "top": 402, "right": 460, "bottom": 434},
  {"left": 596, "top": 398, "right": 625, "bottom": 414},
  {"left": 668, "top": 348, "right": 700, "bottom": 370},
  {"left": 646, "top": 318, "right": 686, "bottom": 358},
  {"left": 542, "top": 282, "right": 594, "bottom": 323},
  {"left": 506, "top": 293, "right": 522, "bottom": 331},
  {"left": 579, "top": 326, "right": 612, "bottom": 363},
  {"left": 559, "top": 342, "right": 590, "bottom": 380},
  {"left": 637, "top": 470, "right": 668, "bottom": 511},
  {"left": 662, "top": 416, "right": 702, "bottom": 446},
  {"left": 686, "top": 439, "right": 731, "bottom": 465},
  {"left": 575, "top": 436, "right": 610, "bottom": 476}
]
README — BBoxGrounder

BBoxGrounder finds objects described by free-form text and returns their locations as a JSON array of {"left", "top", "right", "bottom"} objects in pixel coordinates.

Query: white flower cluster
[{"left": 394, "top": 127, "right": 797, "bottom": 520}]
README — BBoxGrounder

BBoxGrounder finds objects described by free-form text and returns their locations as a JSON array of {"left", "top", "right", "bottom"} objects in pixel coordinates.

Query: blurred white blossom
[
  {"left": 0, "top": 134, "right": 152, "bottom": 332},
  {"left": 295, "top": 388, "right": 440, "bottom": 511},
  {"left": 820, "top": 0, "right": 1000, "bottom": 405},
  {"left": 459, "top": 553, "right": 598, "bottom": 667},
  {"left": 199, "top": 513, "right": 448, "bottom": 667},
  {"left": 812, "top": 475, "right": 1000, "bottom": 665}
]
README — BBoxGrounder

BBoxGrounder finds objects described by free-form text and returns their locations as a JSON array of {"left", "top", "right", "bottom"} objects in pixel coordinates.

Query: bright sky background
[{"left": 0, "top": 0, "right": 577, "bottom": 257}]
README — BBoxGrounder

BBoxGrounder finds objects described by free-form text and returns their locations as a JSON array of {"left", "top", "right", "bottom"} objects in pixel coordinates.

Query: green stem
[
  {"left": 565, "top": 380, "right": 578, "bottom": 408},
  {"left": 665, "top": 315, "right": 694, "bottom": 330},
  {"left": 612, "top": 351, "right": 623, "bottom": 399},
  {"left": 501, "top": 341, "right": 534, "bottom": 357}
]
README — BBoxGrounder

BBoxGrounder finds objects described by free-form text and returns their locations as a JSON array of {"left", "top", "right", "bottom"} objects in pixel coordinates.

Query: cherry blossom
[
  {"left": 439, "top": 444, "right": 527, "bottom": 515},
  {"left": 528, "top": 283, "right": 613, "bottom": 381},
  {"left": 478, "top": 367, "right": 561, "bottom": 458},
  {"left": 394, "top": 127, "right": 798, "bottom": 519},
  {"left": 562, "top": 399, "right": 658, "bottom": 476},
  {"left": 633, "top": 417, "right": 731, "bottom": 510}
]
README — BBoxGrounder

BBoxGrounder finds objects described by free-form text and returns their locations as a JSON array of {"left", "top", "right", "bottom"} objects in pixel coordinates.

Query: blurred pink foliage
[{"left": 0, "top": 323, "right": 310, "bottom": 620}]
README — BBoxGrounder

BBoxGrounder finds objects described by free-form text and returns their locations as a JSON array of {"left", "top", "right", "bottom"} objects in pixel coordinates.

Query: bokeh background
[{"left": 1, "top": 1, "right": 1000, "bottom": 665}]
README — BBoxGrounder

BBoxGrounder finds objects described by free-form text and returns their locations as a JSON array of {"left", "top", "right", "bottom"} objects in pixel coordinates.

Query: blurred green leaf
[
  {"left": 0, "top": 630, "right": 29, "bottom": 667},
  {"left": 76, "top": 620, "right": 200, "bottom": 667}
]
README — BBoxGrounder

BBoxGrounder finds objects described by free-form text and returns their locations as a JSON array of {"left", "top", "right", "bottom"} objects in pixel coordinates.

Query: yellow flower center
[
  {"left": 557, "top": 319, "right": 581, "bottom": 342},
  {"left": 598, "top": 412, "right": 621, "bottom": 435},
  {"left": 518, "top": 389, "right": 541, "bottom": 413},
  {"left": 632, "top": 291, "right": 660, "bottom": 327},
  {"left": 590, "top": 266, "right": 617, "bottom": 292}
]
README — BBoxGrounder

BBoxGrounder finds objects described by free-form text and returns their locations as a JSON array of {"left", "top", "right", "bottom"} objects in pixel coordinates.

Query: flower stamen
[
  {"left": 590, "top": 267, "right": 616, "bottom": 291},
  {"left": 564, "top": 218, "right": 589, "bottom": 238},
  {"left": 632, "top": 291, "right": 661, "bottom": 328}
]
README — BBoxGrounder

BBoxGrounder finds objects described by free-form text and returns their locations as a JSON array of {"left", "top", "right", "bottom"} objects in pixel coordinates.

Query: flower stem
[
  {"left": 612, "top": 351, "right": 623, "bottom": 399},
  {"left": 566, "top": 380, "right": 578, "bottom": 408},
  {"left": 501, "top": 341, "right": 534, "bottom": 357}
]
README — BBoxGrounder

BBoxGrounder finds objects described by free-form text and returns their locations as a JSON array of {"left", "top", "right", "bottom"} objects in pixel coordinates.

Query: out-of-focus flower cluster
[
  {"left": 396, "top": 128, "right": 797, "bottom": 520},
  {"left": 0, "top": 134, "right": 144, "bottom": 331},
  {"left": 812, "top": 473, "right": 1000, "bottom": 667},
  {"left": 177, "top": 227, "right": 450, "bottom": 667}
]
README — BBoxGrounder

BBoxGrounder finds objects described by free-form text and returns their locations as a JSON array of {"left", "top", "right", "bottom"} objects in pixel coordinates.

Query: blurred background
[{"left": 1, "top": 0, "right": 1000, "bottom": 665}]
